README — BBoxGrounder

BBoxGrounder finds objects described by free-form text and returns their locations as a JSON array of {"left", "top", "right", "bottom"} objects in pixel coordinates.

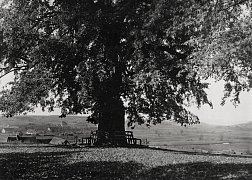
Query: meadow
[
  {"left": 0, "top": 115, "right": 252, "bottom": 179},
  {"left": 0, "top": 115, "right": 252, "bottom": 155},
  {"left": 131, "top": 121, "right": 252, "bottom": 155},
  {"left": 0, "top": 144, "right": 251, "bottom": 180}
]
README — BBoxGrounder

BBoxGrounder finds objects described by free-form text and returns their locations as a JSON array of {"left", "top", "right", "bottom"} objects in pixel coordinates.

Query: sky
[
  {"left": 189, "top": 79, "right": 252, "bottom": 125},
  {"left": 0, "top": 73, "right": 252, "bottom": 126}
]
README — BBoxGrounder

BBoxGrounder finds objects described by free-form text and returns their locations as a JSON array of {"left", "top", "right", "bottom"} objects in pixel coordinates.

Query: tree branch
[
  {"left": 157, "top": 45, "right": 188, "bottom": 59},
  {"left": 229, "top": 0, "right": 249, "bottom": 8},
  {"left": 220, "top": 0, "right": 250, "bottom": 12},
  {"left": 144, "top": 43, "right": 188, "bottom": 59},
  {"left": 0, "top": 65, "right": 27, "bottom": 79}
]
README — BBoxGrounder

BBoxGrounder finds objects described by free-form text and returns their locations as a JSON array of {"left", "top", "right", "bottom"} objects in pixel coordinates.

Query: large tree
[{"left": 0, "top": 0, "right": 251, "bottom": 144}]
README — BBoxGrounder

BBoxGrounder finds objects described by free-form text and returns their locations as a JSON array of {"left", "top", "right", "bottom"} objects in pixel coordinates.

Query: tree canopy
[{"left": 0, "top": 0, "right": 251, "bottom": 130}]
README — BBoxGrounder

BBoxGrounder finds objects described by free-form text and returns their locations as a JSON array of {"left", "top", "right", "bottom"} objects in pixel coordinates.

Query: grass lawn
[{"left": 0, "top": 144, "right": 251, "bottom": 180}]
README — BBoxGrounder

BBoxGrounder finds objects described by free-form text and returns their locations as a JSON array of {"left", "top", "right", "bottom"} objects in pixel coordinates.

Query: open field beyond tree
[
  {"left": 0, "top": 116, "right": 252, "bottom": 155},
  {"left": 0, "top": 145, "right": 251, "bottom": 180}
]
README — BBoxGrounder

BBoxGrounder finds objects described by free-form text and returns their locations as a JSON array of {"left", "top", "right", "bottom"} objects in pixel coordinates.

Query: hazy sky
[{"left": 189, "top": 79, "right": 252, "bottom": 125}]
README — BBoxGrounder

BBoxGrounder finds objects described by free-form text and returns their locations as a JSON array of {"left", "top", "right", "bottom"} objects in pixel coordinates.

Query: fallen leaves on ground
[{"left": 0, "top": 144, "right": 251, "bottom": 179}]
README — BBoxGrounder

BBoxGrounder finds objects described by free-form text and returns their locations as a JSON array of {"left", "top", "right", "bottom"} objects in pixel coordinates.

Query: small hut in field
[
  {"left": 36, "top": 136, "right": 54, "bottom": 144},
  {"left": 7, "top": 135, "right": 19, "bottom": 142},
  {"left": 1, "top": 126, "right": 19, "bottom": 134},
  {"left": 49, "top": 137, "right": 69, "bottom": 145},
  {"left": 20, "top": 136, "right": 37, "bottom": 143}
]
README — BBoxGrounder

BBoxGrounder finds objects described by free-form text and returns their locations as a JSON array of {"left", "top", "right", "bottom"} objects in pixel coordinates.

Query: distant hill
[
  {"left": 129, "top": 120, "right": 251, "bottom": 146},
  {"left": 0, "top": 115, "right": 97, "bottom": 135},
  {"left": 231, "top": 121, "right": 252, "bottom": 130},
  {"left": 0, "top": 115, "right": 251, "bottom": 154},
  {"left": 1, "top": 115, "right": 250, "bottom": 132}
]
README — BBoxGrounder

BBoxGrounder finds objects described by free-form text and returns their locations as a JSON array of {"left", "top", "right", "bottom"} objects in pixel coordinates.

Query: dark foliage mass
[{"left": 0, "top": 0, "right": 252, "bottom": 133}]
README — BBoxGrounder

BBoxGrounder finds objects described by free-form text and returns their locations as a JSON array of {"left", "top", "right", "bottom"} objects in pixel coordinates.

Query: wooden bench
[
  {"left": 110, "top": 131, "right": 141, "bottom": 145},
  {"left": 80, "top": 130, "right": 142, "bottom": 146},
  {"left": 79, "top": 131, "right": 98, "bottom": 146}
]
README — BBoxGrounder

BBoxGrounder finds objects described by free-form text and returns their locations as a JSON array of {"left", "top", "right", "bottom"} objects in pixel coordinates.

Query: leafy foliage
[
  {"left": 0, "top": 0, "right": 251, "bottom": 128},
  {"left": 189, "top": 0, "right": 252, "bottom": 105}
]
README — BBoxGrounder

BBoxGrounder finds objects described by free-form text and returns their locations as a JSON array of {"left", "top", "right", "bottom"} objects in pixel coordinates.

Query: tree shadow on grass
[
  {"left": 141, "top": 162, "right": 252, "bottom": 180},
  {"left": 0, "top": 151, "right": 83, "bottom": 180},
  {"left": 59, "top": 161, "right": 252, "bottom": 180},
  {"left": 0, "top": 151, "right": 251, "bottom": 180}
]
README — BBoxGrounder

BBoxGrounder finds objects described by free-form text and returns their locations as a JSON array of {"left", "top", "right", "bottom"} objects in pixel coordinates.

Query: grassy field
[
  {"left": 129, "top": 121, "right": 252, "bottom": 155},
  {"left": 0, "top": 144, "right": 251, "bottom": 180},
  {"left": 0, "top": 145, "right": 252, "bottom": 180},
  {"left": 0, "top": 115, "right": 252, "bottom": 155},
  {"left": 0, "top": 116, "right": 252, "bottom": 179}
]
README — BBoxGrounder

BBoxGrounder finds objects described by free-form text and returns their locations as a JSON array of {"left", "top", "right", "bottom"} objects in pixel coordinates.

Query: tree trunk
[
  {"left": 93, "top": 40, "right": 126, "bottom": 145},
  {"left": 98, "top": 99, "right": 125, "bottom": 132},
  {"left": 96, "top": 98, "right": 126, "bottom": 146},
  {"left": 93, "top": 62, "right": 126, "bottom": 145}
]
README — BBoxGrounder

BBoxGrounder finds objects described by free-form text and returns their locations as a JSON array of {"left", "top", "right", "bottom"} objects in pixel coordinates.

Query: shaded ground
[{"left": 0, "top": 145, "right": 251, "bottom": 179}]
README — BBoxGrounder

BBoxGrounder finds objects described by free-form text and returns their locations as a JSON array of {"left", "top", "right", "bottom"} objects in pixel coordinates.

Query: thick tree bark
[
  {"left": 97, "top": 99, "right": 125, "bottom": 132},
  {"left": 93, "top": 29, "right": 126, "bottom": 145},
  {"left": 96, "top": 98, "right": 126, "bottom": 146},
  {"left": 94, "top": 52, "right": 126, "bottom": 145}
]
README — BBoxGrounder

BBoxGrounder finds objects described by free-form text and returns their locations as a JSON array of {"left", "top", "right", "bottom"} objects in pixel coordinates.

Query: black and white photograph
[{"left": 0, "top": 0, "right": 251, "bottom": 179}]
